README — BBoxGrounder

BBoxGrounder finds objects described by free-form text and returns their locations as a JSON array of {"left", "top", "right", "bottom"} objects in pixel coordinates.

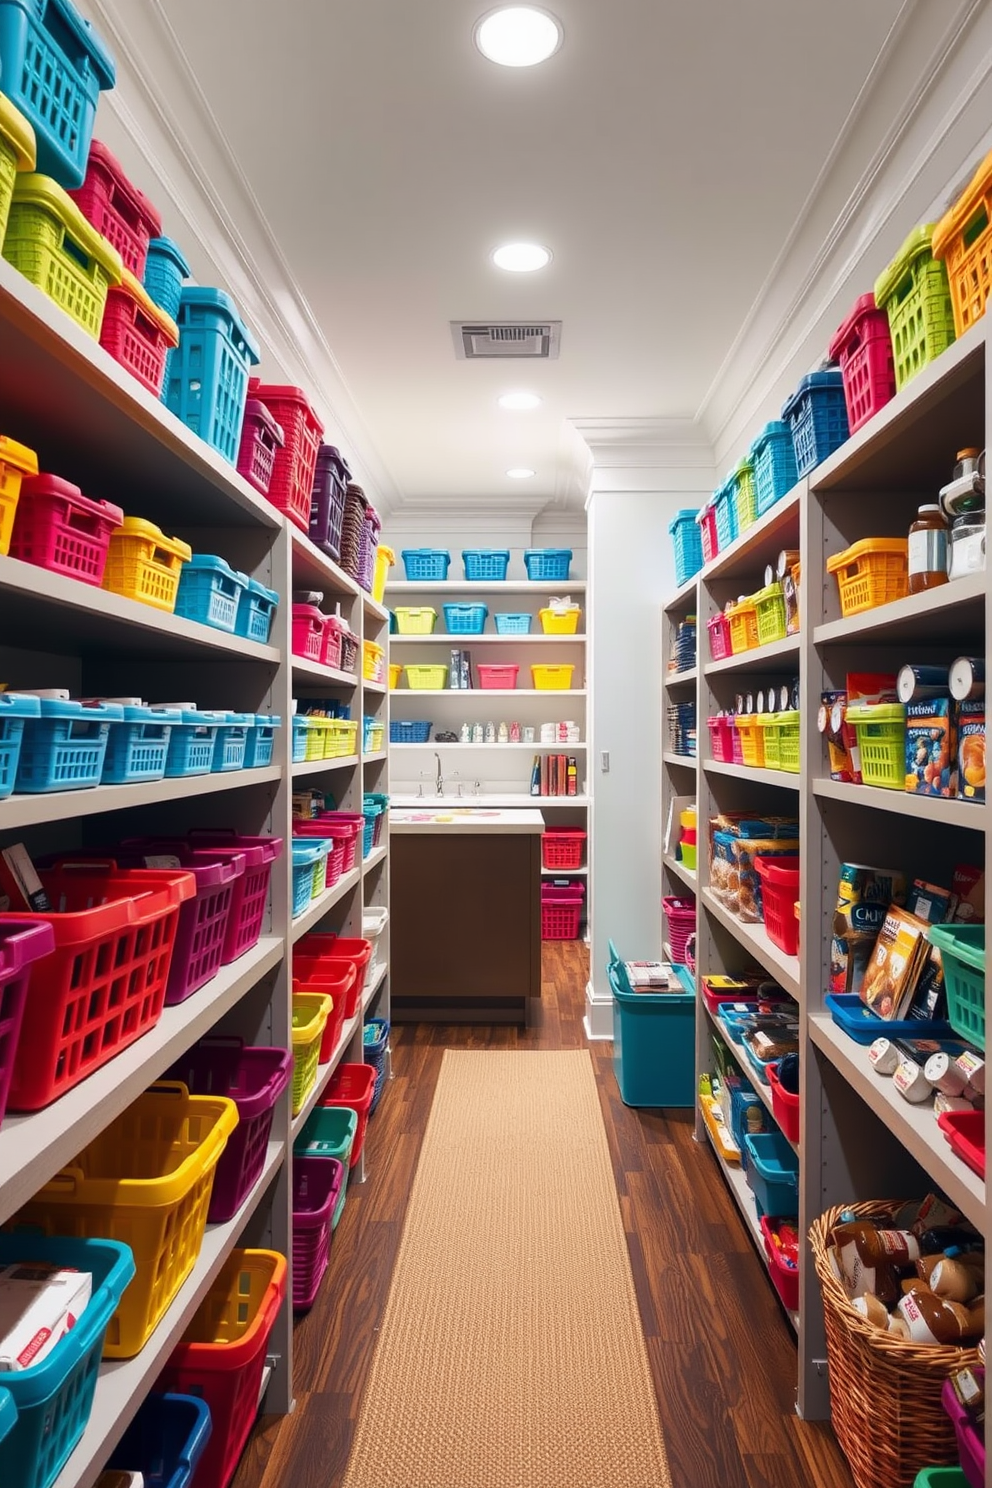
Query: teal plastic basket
[
  {"left": 608, "top": 944, "right": 695, "bottom": 1107},
  {"left": 927, "top": 924, "right": 985, "bottom": 1051},
  {"left": 293, "top": 1104, "right": 357, "bottom": 1228}
]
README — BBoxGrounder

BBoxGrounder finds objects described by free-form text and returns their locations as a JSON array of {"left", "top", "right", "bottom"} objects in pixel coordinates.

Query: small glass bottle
[{"left": 908, "top": 504, "right": 949, "bottom": 592}]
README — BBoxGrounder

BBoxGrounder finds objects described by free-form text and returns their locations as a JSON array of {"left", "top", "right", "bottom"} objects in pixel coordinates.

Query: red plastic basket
[
  {"left": 541, "top": 885, "right": 584, "bottom": 940},
  {"left": 697, "top": 504, "right": 718, "bottom": 563},
  {"left": 236, "top": 398, "right": 284, "bottom": 496},
  {"left": 541, "top": 829, "right": 586, "bottom": 871},
  {"left": 10, "top": 474, "right": 123, "bottom": 585},
  {"left": 754, "top": 857, "right": 800, "bottom": 956},
  {"left": 68, "top": 141, "right": 162, "bottom": 277},
  {"left": 169, "top": 1038, "right": 292, "bottom": 1223},
  {"left": 186, "top": 831, "right": 284, "bottom": 963},
  {"left": 291, "top": 1155, "right": 343, "bottom": 1310},
  {"left": 99, "top": 270, "right": 179, "bottom": 396},
  {"left": 321, "top": 614, "right": 346, "bottom": 670},
  {"left": 707, "top": 715, "right": 735, "bottom": 763},
  {"left": 321, "top": 1062, "right": 376, "bottom": 1166},
  {"left": 707, "top": 612, "right": 732, "bottom": 661},
  {"left": 662, "top": 895, "right": 696, "bottom": 963},
  {"left": 477, "top": 663, "right": 519, "bottom": 690},
  {"left": 3, "top": 864, "right": 194, "bottom": 1111},
  {"left": 293, "top": 963, "right": 350, "bottom": 1061},
  {"left": 248, "top": 381, "right": 323, "bottom": 531},
  {"left": 295, "top": 934, "right": 371, "bottom": 1018},
  {"left": 293, "top": 815, "right": 363, "bottom": 874},
  {"left": 0, "top": 919, "right": 55, "bottom": 1127},
  {"left": 828, "top": 292, "right": 897, "bottom": 435},
  {"left": 767, "top": 1060, "right": 800, "bottom": 1145},
  {"left": 158, "top": 1249, "right": 286, "bottom": 1488},
  {"left": 292, "top": 604, "right": 325, "bottom": 662}
]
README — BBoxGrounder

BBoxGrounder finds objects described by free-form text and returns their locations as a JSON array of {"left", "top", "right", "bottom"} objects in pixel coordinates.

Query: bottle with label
[
  {"left": 908, "top": 504, "right": 949, "bottom": 592},
  {"left": 833, "top": 1222, "right": 920, "bottom": 1302},
  {"left": 895, "top": 1288, "right": 981, "bottom": 1344}
]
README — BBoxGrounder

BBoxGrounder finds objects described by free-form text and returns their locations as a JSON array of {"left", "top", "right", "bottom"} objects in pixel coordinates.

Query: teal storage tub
[
  {"left": 608, "top": 943, "right": 695, "bottom": 1108},
  {"left": 743, "top": 1129, "right": 799, "bottom": 1217}
]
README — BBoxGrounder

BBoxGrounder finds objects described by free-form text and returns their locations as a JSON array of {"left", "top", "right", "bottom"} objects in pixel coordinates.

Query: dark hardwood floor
[{"left": 233, "top": 943, "right": 853, "bottom": 1488}]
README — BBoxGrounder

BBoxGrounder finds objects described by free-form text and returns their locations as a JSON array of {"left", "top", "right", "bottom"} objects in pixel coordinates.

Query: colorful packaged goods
[{"left": 830, "top": 863, "right": 908, "bottom": 996}]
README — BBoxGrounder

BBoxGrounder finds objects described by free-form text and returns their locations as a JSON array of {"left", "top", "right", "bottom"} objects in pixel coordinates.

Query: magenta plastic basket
[
  {"left": 0, "top": 920, "right": 55, "bottom": 1128},
  {"left": 942, "top": 1372, "right": 984, "bottom": 1488},
  {"left": 169, "top": 1037, "right": 293, "bottom": 1223},
  {"left": 662, "top": 895, "right": 696, "bottom": 963},
  {"left": 828, "top": 291, "right": 897, "bottom": 436},
  {"left": 292, "top": 1155, "right": 343, "bottom": 1311},
  {"left": 187, "top": 831, "right": 284, "bottom": 962},
  {"left": 236, "top": 399, "right": 284, "bottom": 496},
  {"left": 731, "top": 723, "right": 745, "bottom": 765},
  {"left": 707, "top": 612, "right": 732, "bottom": 661},
  {"left": 707, "top": 715, "right": 735, "bottom": 763},
  {"left": 296, "top": 814, "right": 363, "bottom": 873}
]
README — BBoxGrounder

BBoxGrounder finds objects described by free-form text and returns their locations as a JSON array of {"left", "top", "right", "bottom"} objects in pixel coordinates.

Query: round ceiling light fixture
[
  {"left": 492, "top": 241, "right": 552, "bottom": 272},
  {"left": 506, "top": 467, "right": 537, "bottom": 479},
  {"left": 475, "top": 7, "right": 563, "bottom": 67},
  {"left": 498, "top": 391, "right": 542, "bottom": 410}
]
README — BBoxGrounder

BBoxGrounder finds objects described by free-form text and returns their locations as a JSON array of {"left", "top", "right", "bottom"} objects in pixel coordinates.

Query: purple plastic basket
[
  {"left": 308, "top": 444, "right": 350, "bottom": 560},
  {"left": 236, "top": 399, "right": 285, "bottom": 496},
  {"left": 168, "top": 1037, "right": 293, "bottom": 1223},
  {"left": 0, "top": 920, "right": 55, "bottom": 1127},
  {"left": 186, "top": 830, "right": 284, "bottom": 963},
  {"left": 943, "top": 1372, "right": 985, "bottom": 1488},
  {"left": 357, "top": 504, "right": 381, "bottom": 592},
  {"left": 292, "top": 1155, "right": 343, "bottom": 1311}
]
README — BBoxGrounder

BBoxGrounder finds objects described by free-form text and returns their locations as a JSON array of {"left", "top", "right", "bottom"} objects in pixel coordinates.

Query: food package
[
  {"left": 0, "top": 1263, "right": 92, "bottom": 1371},
  {"left": 710, "top": 831, "right": 799, "bottom": 922},
  {"left": 830, "top": 863, "right": 907, "bottom": 995},
  {"left": 905, "top": 696, "right": 958, "bottom": 797},
  {"left": 958, "top": 697, "right": 986, "bottom": 803}
]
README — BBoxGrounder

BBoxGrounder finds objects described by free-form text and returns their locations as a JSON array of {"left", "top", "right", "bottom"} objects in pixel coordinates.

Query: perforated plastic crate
[
  {"left": 236, "top": 398, "right": 283, "bottom": 497},
  {"left": 462, "top": 548, "right": 509, "bottom": 581},
  {"left": 0, "top": 433, "right": 37, "bottom": 558},
  {"left": 16, "top": 697, "right": 121, "bottom": 791},
  {"left": 164, "top": 710, "right": 225, "bottom": 778},
  {"left": 668, "top": 509, "right": 703, "bottom": 586},
  {"left": 11, "top": 472, "right": 122, "bottom": 584},
  {"left": 875, "top": 224, "right": 956, "bottom": 390},
  {"left": 309, "top": 444, "right": 350, "bottom": 559},
  {"left": 712, "top": 476, "right": 738, "bottom": 550},
  {"left": 782, "top": 370, "right": 849, "bottom": 477},
  {"left": 828, "top": 292, "right": 897, "bottom": 434},
  {"left": 443, "top": 602, "right": 487, "bottom": 633},
  {"left": 99, "top": 268, "right": 179, "bottom": 396},
  {"left": 524, "top": 548, "right": 571, "bottom": 581},
  {"left": 143, "top": 235, "right": 190, "bottom": 321},
  {"left": 400, "top": 548, "right": 449, "bottom": 580},
  {"left": 165, "top": 288, "right": 259, "bottom": 464},
  {"left": 102, "top": 517, "right": 191, "bottom": 613},
  {"left": 934, "top": 149, "right": 992, "bottom": 337},
  {"left": 185, "top": 829, "right": 283, "bottom": 964},
  {"left": 101, "top": 703, "right": 179, "bottom": 784},
  {"left": 494, "top": 611, "right": 532, "bottom": 634},
  {"left": 107, "top": 1391, "right": 211, "bottom": 1488},
  {"left": 0, "top": 692, "right": 39, "bottom": 798},
  {"left": 750, "top": 421, "right": 798, "bottom": 515},
  {"left": 244, "top": 714, "right": 280, "bottom": 768},
  {"left": 0, "top": 92, "right": 35, "bottom": 253},
  {"left": 4, "top": 172, "right": 121, "bottom": 337},
  {"left": 248, "top": 380, "right": 323, "bottom": 532},
  {"left": 235, "top": 574, "right": 278, "bottom": 644},
  {"left": 68, "top": 140, "right": 160, "bottom": 276},
  {"left": 211, "top": 712, "right": 251, "bottom": 772},
  {"left": 174, "top": 554, "right": 247, "bottom": 632}
]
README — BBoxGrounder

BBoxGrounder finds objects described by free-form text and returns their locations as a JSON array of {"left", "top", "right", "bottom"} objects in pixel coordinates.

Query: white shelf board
[
  {"left": 0, "top": 937, "right": 284, "bottom": 1226},
  {"left": 662, "top": 751, "right": 697, "bottom": 769},
  {"left": 700, "top": 1115, "right": 798, "bottom": 1332},
  {"left": 704, "top": 633, "right": 801, "bottom": 675},
  {"left": 289, "top": 527, "right": 364, "bottom": 599},
  {"left": 390, "top": 793, "right": 589, "bottom": 808},
  {"left": 291, "top": 658, "right": 359, "bottom": 688},
  {"left": 363, "top": 593, "right": 389, "bottom": 621},
  {"left": 0, "top": 765, "right": 282, "bottom": 832},
  {"left": 662, "top": 852, "right": 696, "bottom": 890},
  {"left": 663, "top": 573, "right": 699, "bottom": 614},
  {"left": 704, "top": 1002, "right": 798, "bottom": 1154},
  {"left": 0, "top": 554, "right": 281, "bottom": 664},
  {"left": 391, "top": 741, "right": 586, "bottom": 751},
  {"left": 542, "top": 864, "right": 588, "bottom": 875},
  {"left": 705, "top": 488, "right": 802, "bottom": 584},
  {"left": 364, "top": 960, "right": 388, "bottom": 1005},
  {"left": 53, "top": 1141, "right": 285, "bottom": 1488},
  {"left": 390, "top": 634, "right": 585, "bottom": 645},
  {"left": 291, "top": 754, "right": 360, "bottom": 778},
  {"left": 290, "top": 867, "right": 361, "bottom": 942},
  {"left": 387, "top": 580, "right": 586, "bottom": 595},
  {"left": 704, "top": 759, "right": 800, "bottom": 791},
  {"left": 813, "top": 570, "right": 987, "bottom": 646},
  {"left": 701, "top": 888, "right": 801, "bottom": 1000},
  {"left": 813, "top": 777, "right": 985, "bottom": 830},
  {"left": 362, "top": 750, "right": 388, "bottom": 763},
  {"left": 363, "top": 843, "right": 388, "bottom": 870},
  {"left": 0, "top": 257, "right": 279, "bottom": 533},
  {"left": 809, "top": 1012, "right": 985, "bottom": 1230},
  {"left": 391, "top": 688, "right": 585, "bottom": 699},
  {"left": 364, "top": 679, "right": 388, "bottom": 694},
  {"left": 664, "top": 668, "right": 697, "bottom": 688}
]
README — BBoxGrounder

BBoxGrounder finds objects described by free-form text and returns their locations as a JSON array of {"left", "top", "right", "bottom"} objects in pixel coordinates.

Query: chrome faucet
[{"left": 434, "top": 752, "right": 444, "bottom": 797}]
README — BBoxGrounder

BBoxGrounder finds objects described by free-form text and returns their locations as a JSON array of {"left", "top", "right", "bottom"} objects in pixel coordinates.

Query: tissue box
[{"left": 0, "top": 1262, "right": 92, "bottom": 1371}]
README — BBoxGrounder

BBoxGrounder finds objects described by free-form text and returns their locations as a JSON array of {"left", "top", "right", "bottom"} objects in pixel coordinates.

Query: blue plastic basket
[
  {"left": 400, "top": 548, "right": 450, "bottom": 581},
  {"left": 292, "top": 840, "right": 323, "bottom": 915},
  {"left": 743, "top": 1129, "right": 799, "bottom": 1218},
  {"left": 524, "top": 548, "right": 572, "bottom": 581},
  {"left": 364, "top": 1017, "right": 390, "bottom": 1113},
  {"left": 782, "top": 370, "right": 850, "bottom": 477},
  {"left": 494, "top": 612, "right": 532, "bottom": 634},
  {"left": 164, "top": 709, "right": 225, "bottom": 777},
  {"left": 0, "top": 693, "right": 39, "bottom": 799},
  {"left": 15, "top": 699, "right": 121, "bottom": 792},
  {"left": 462, "top": 548, "right": 509, "bottom": 581},
  {"left": 608, "top": 947, "right": 695, "bottom": 1107},
  {"left": 164, "top": 288, "right": 260, "bottom": 464},
  {"left": 174, "top": 555, "right": 246, "bottom": 633},
  {"left": 0, "top": 1234, "right": 134, "bottom": 1488},
  {"left": 244, "top": 714, "right": 280, "bottom": 768},
  {"left": 102, "top": 704, "right": 179, "bottom": 785},
  {"left": 211, "top": 711, "right": 251, "bottom": 772},
  {"left": 235, "top": 575, "right": 278, "bottom": 644},
  {"left": 362, "top": 794, "right": 387, "bottom": 857},
  {"left": 824, "top": 993, "right": 952, "bottom": 1046},
  {"left": 750, "top": 421, "right": 799, "bottom": 515},
  {"left": 0, "top": 0, "right": 115, "bottom": 190},
  {"left": 668, "top": 508, "right": 704, "bottom": 587},
  {"left": 143, "top": 236, "right": 190, "bottom": 321},
  {"left": 292, "top": 715, "right": 310, "bottom": 762},
  {"left": 443, "top": 602, "right": 487, "bottom": 634},
  {"left": 108, "top": 1393, "right": 212, "bottom": 1488},
  {"left": 389, "top": 720, "right": 432, "bottom": 744},
  {"left": 0, "top": 1386, "right": 15, "bottom": 1446},
  {"left": 712, "top": 477, "right": 739, "bottom": 550},
  {"left": 293, "top": 1105, "right": 356, "bottom": 1227}
]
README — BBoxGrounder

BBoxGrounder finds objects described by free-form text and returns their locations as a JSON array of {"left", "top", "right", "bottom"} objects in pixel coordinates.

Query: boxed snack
[
  {"left": 829, "top": 862, "right": 907, "bottom": 995},
  {"left": 952, "top": 863, "right": 986, "bottom": 922},
  {"left": 957, "top": 697, "right": 986, "bottom": 803},
  {"left": 860, "top": 907, "right": 931, "bottom": 1019},
  {"left": 819, "top": 690, "right": 857, "bottom": 781},
  {"left": 904, "top": 695, "right": 958, "bottom": 797},
  {"left": 711, "top": 830, "right": 800, "bottom": 922},
  {"left": 0, "top": 1262, "right": 92, "bottom": 1371}
]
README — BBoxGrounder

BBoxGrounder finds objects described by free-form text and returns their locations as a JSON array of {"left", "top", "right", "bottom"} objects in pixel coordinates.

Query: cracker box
[
  {"left": 957, "top": 697, "right": 985, "bottom": 804},
  {"left": 904, "top": 695, "right": 958, "bottom": 797}
]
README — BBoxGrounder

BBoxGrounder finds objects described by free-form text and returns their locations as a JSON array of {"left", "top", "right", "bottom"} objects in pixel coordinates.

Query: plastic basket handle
[
  {"left": 963, "top": 201, "right": 990, "bottom": 252},
  {"left": 132, "top": 306, "right": 160, "bottom": 344},
  {"left": 64, "top": 501, "right": 111, "bottom": 539},
  {"left": 60, "top": 229, "right": 96, "bottom": 278},
  {"left": 107, "top": 181, "right": 142, "bottom": 233}
]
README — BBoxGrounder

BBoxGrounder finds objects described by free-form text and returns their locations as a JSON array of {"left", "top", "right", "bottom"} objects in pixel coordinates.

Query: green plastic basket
[
  {"left": 777, "top": 713, "right": 800, "bottom": 773},
  {"left": 753, "top": 583, "right": 787, "bottom": 646},
  {"left": 731, "top": 458, "right": 757, "bottom": 532},
  {"left": 912, "top": 1470, "right": 970, "bottom": 1488},
  {"left": 875, "top": 225, "right": 956, "bottom": 391},
  {"left": 846, "top": 703, "right": 906, "bottom": 790},
  {"left": 927, "top": 924, "right": 985, "bottom": 1051},
  {"left": 759, "top": 715, "right": 780, "bottom": 770}
]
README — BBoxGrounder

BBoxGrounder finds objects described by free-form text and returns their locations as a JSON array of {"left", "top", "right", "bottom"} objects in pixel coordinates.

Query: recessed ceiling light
[
  {"left": 506, "top": 467, "right": 536, "bottom": 479},
  {"left": 475, "top": 7, "right": 562, "bottom": 67},
  {"left": 498, "top": 391, "right": 542, "bottom": 410},
  {"left": 492, "top": 242, "right": 551, "bottom": 272}
]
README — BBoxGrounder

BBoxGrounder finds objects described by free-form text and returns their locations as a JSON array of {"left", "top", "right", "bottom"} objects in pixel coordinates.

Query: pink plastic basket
[
  {"left": 321, "top": 615, "right": 346, "bottom": 671},
  {"left": 477, "top": 663, "right": 519, "bottom": 690},
  {"left": 169, "top": 1038, "right": 293, "bottom": 1224},
  {"left": 294, "top": 815, "right": 362, "bottom": 873},
  {"left": 248, "top": 381, "right": 323, "bottom": 532},
  {"left": 828, "top": 292, "right": 897, "bottom": 436},
  {"left": 11, "top": 474, "right": 123, "bottom": 586},
  {"left": 697, "top": 504, "right": 718, "bottom": 564},
  {"left": 68, "top": 140, "right": 162, "bottom": 277},
  {"left": 707, "top": 612, "right": 732, "bottom": 661},
  {"left": 942, "top": 1371, "right": 984, "bottom": 1488},
  {"left": 0, "top": 920, "right": 55, "bottom": 1128},
  {"left": 186, "top": 831, "right": 284, "bottom": 963},
  {"left": 707, "top": 715, "right": 735, "bottom": 763},
  {"left": 662, "top": 895, "right": 696, "bottom": 963},
  {"left": 236, "top": 399, "right": 284, "bottom": 496},
  {"left": 292, "top": 605, "right": 325, "bottom": 663},
  {"left": 731, "top": 722, "right": 745, "bottom": 765},
  {"left": 292, "top": 1155, "right": 343, "bottom": 1310},
  {"left": 541, "top": 885, "right": 584, "bottom": 940}
]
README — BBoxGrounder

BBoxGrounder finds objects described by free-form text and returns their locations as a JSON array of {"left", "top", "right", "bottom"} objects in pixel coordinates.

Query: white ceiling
[{"left": 154, "top": 0, "right": 906, "bottom": 508}]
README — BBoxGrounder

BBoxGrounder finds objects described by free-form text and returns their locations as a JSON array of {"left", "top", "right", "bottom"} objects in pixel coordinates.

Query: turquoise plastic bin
[{"left": 608, "top": 943, "right": 695, "bottom": 1107}]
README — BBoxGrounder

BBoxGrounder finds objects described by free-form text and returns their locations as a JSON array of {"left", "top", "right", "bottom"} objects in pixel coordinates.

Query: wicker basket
[{"left": 809, "top": 1201, "right": 980, "bottom": 1488}]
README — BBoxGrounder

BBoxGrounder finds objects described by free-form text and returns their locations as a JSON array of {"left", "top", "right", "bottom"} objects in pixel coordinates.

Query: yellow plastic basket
[
  {"left": 726, "top": 599, "right": 759, "bottom": 653},
  {"left": 539, "top": 607, "right": 581, "bottom": 634},
  {"left": 752, "top": 582, "right": 787, "bottom": 646},
  {"left": 0, "top": 434, "right": 38, "bottom": 556},
  {"left": 292, "top": 992, "right": 332, "bottom": 1115},
  {"left": 404, "top": 663, "right": 448, "bottom": 690},
  {"left": 372, "top": 543, "right": 395, "bottom": 604},
  {"left": 826, "top": 538, "right": 909, "bottom": 618},
  {"left": 736, "top": 714, "right": 765, "bottom": 768},
  {"left": 394, "top": 606, "right": 437, "bottom": 635},
  {"left": 327, "top": 717, "right": 359, "bottom": 757},
  {"left": 102, "top": 517, "right": 192, "bottom": 612},
  {"left": 531, "top": 664, "right": 576, "bottom": 690},
  {"left": 14, "top": 1083, "right": 238, "bottom": 1358},
  {"left": 363, "top": 638, "right": 385, "bottom": 681},
  {"left": 303, "top": 716, "right": 333, "bottom": 761},
  {"left": 0, "top": 93, "right": 35, "bottom": 250},
  {"left": 4, "top": 173, "right": 123, "bottom": 338},
  {"left": 389, "top": 662, "right": 402, "bottom": 689}
]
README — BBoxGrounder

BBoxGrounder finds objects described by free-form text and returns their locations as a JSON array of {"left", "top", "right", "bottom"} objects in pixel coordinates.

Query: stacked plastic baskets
[
  {"left": 668, "top": 510, "right": 703, "bottom": 586},
  {"left": 291, "top": 1155, "right": 343, "bottom": 1310},
  {"left": 662, "top": 894, "right": 696, "bottom": 967},
  {"left": 874, "top": 224, "right": 956, "bottom": 390},
  {"left": 165, "top": 288, "right": 260, "bottom": 462},
  {"left": 364, "top": 1017, "right": 390, "bottom": 1113},
  {"left": 541, "top": 881, "right": 584, "bottom": 940},
  {"left": 247, "top": 380, "right": 323, "bottom": 532}
]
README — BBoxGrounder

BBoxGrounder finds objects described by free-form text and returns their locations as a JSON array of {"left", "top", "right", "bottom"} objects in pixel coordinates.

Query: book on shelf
[
  {"left": 530, "top": 754, "right": 579, "bottom": 797},
  {"left": 859, "top": 906, "right": 932, "bottom": 1021}
]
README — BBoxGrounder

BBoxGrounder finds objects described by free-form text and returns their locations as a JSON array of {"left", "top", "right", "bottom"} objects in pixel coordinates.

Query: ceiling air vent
[{"left": 451, "top": 321, "right": 561, "bottom": 360}]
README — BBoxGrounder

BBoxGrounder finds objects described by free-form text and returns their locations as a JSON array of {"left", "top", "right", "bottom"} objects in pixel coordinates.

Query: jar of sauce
[{"left": 908, "top": 503, "right": 949, "bottom": 592}]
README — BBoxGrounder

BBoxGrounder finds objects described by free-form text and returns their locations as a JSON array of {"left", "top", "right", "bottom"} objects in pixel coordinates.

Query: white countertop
[{"left": 389, "top": 808, "right": 546, "bottom": 834}]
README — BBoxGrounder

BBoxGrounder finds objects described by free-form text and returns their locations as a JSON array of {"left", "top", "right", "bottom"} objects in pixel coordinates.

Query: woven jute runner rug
[{"left": 340, "top": 1048, "right": 672, "bottom": 1488}]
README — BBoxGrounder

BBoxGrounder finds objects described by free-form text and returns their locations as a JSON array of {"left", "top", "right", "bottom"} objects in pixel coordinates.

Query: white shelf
[
  {"left": 704, "top": 759, "right": 800, "bottom": 791},
  {"left": 290, "top": 867, "right": 362, "bottom": 942},
  {"left": 542, "top": 864, "right": 588, "bottom": 875},
  {"left": 392, "top": 688, "right": 586, "bottom": 698},
  {"left": 662, "top": 751, "right": 697, "bottom": 769},
  {"left": 289, "top": 527, "right": 366, "bottom": 600},
  {"left": 364, "top": 593, "right": 389, "bottom": 621},
  {"left": 364, "top": 960, "right": 388, "bottom": 1003},
  {"left": 0, "top": 766, "right": 282, "bottom": 832},
  {"left": 813, "top": 570, "right": 986, "bottom": 645},
  {"left": 364, "top": 679, "right": 388, "bottom": 694},
  {"left": 364, "top": 843, "right": 388, "bottom": 870},
  {"left": 0, "top": 937, "right": 284, "bottom": 1225},
  {"left": 663, "top": 574, "right": 699, "bottom": 614},
  {"left": 291, "top": 658, "right": 359, "bottom": 688},
  {"left": 390, "top": 634, "right": 585, "bottom": 645},
  {"left": 662, "top": 852, "right": 696, "bottom": 890},
  {"left": 704, "top": 633, "right": 801, "bottom": 675},
  {"left": 291, "top": 754, "right": 359, "bottom": 778},
  {"left": 700, "top": 888, "right": 801, "bottom": 1000},
  {"left": 390, "top": 793, "right": 589, "bottom": 808},
  {"left": 391, "top": 741, "right": 585, "bottom": 751},
  {"left": 812, "top": 777, "right": 985, "bottom": 829},
  {"left": 363, "top": 750, "right": 388, "bottom": 763},
  {"left": 809, "top": 1013, "right": 984, "bottom": 1230},
  {"left": 704, "top": 1002, "right": 798, "bottom": 1154},
  {"left": 387, "top": 580, "right": 586, "bottom": 595},
  {"left": 53, "top": 1141, "right": 285, "bottom": 1488},
  {"left": 664, "top": 667, "right": 697, "bottom": 687}
]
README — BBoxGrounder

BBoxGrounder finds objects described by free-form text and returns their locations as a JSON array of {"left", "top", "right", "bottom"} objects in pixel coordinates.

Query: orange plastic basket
[
  {"left": 726, "top": 599, "right": 759, "bottom": 653},
  {"left": 826, "top": 538, "right": 909, "bottom": 618},
  {"left": 933, "top": 148, "right": 992, "bottom": 337},
  {"left": 0, "top": 434, "right": 38, "bottom": 556}
]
